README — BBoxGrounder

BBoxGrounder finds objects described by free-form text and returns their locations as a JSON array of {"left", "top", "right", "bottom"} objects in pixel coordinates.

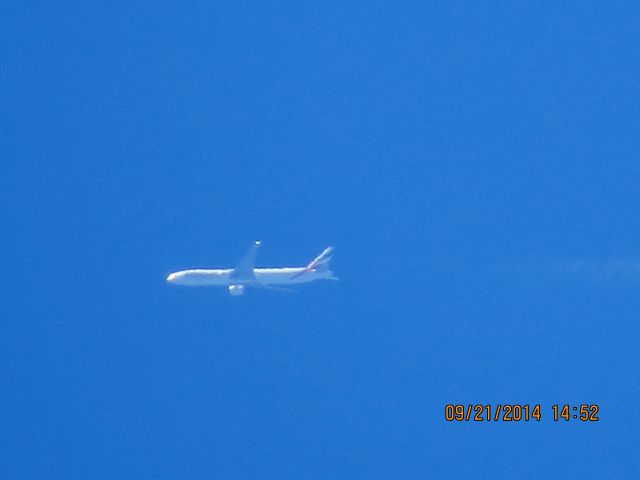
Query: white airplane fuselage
[
  {"left": 167, "top": 243, "right": 336, "bottom": 295},
  {"left": 166, "top": 267, "right": 335, "bottom": 286}
]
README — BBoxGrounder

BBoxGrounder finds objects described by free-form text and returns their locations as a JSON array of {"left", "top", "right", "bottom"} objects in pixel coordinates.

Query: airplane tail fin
[
  {"left": 290, "top": 246, "right": 337, "bottom": 280},
  {"left": 306, "top": 246, "right": 334, "bottom": 272}
]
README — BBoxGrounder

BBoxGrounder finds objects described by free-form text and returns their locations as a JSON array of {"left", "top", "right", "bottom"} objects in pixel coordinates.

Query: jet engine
[{"left": 228, "top": 284, "right": 245, "bottom": 296}]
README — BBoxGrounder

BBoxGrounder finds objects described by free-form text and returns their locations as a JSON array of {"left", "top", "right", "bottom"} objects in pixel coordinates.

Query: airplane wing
[{"left": 230, "top": 241, "right": 261, "bottom": 281}]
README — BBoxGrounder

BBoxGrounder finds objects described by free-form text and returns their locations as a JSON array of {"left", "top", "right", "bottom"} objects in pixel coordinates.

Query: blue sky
[{"left": 2, "top": 1, "right": 640, "bottom": 478}]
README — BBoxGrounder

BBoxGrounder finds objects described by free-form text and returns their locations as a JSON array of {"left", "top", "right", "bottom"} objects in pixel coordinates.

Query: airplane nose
[{"left": 166, "top": 273, "right": 176, "bottom": 282}]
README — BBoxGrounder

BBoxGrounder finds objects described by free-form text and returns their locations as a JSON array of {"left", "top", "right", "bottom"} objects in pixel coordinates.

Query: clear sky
[{"left": 2, "top": 1, "right": 640, "bottom": 478}]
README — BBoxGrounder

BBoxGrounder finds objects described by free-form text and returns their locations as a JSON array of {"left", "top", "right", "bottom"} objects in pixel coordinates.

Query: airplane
[{"left": 166, "top": 241, "right": 337, "bottom": 295}]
